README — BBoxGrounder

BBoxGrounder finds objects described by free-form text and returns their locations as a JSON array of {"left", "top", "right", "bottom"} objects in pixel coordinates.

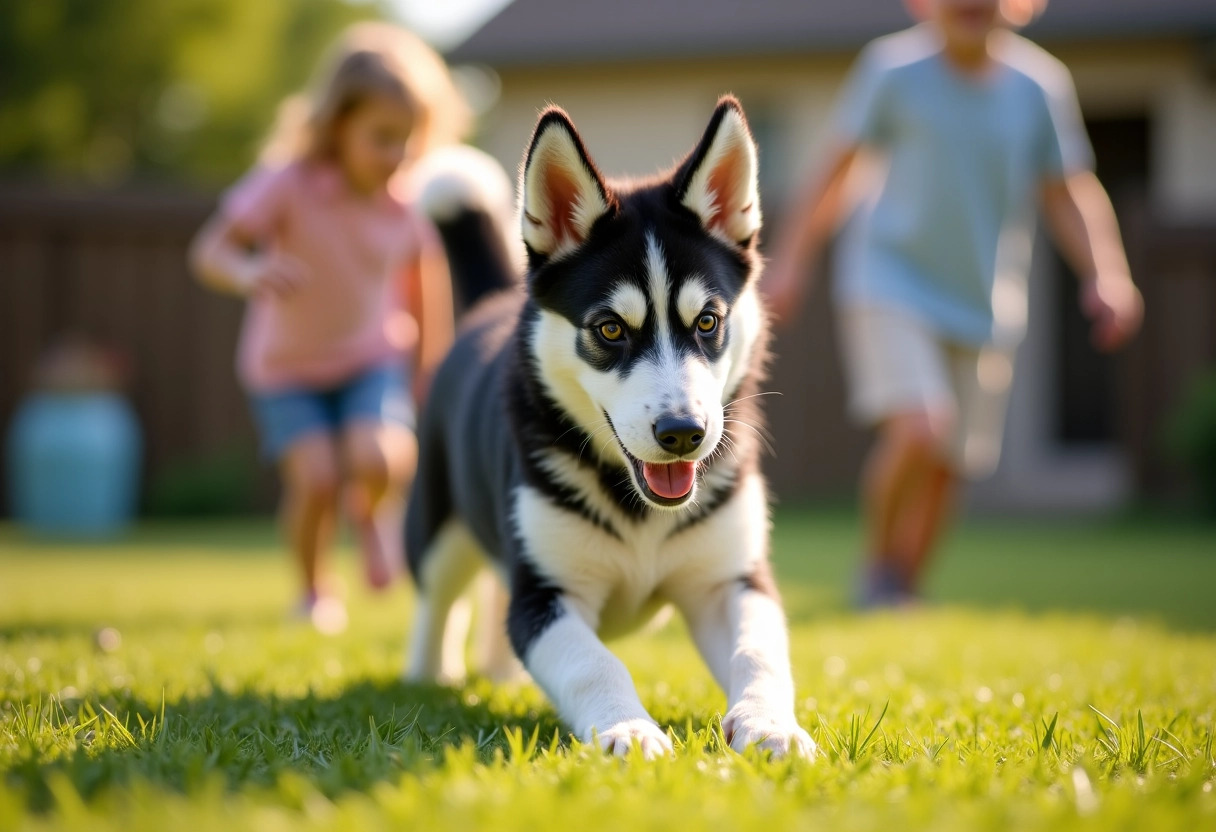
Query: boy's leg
[
  {"left": 877, "top": 344, "right": 1015, "bottom": 595},
  {"left": 279, "top": 433, "right": 342, "bottom": 600},
  {"left": 886, "top": 452, "right": 957, "bottom": 593},
  {"left": 861, "top": 408, "right": 956, "bottom": 596},
  {"left": 838, "top": 305, "right": 959, "bottom": 604}
]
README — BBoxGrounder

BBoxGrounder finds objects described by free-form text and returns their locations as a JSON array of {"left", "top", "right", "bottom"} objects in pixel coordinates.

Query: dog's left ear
[
  {"left": 674, "top": 96, "right": 761, "bottom": 247},
  {"left": 520, "top": 107, "right": 613, "bottom": 260}
]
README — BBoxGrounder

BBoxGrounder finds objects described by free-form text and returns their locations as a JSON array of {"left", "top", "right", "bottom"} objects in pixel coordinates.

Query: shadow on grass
[{"left": 6, "top": 679, "right": 566, "bottom": 813}]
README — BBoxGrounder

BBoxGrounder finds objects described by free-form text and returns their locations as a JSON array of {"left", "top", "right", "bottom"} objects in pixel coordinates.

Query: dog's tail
[{"left": 410, "top": 145, "right": 521, "bottom": 315}]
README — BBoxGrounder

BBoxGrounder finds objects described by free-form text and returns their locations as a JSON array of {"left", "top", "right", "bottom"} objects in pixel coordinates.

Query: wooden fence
[{"left": 0, "top": 188, "right": 276, "bottom": 514}]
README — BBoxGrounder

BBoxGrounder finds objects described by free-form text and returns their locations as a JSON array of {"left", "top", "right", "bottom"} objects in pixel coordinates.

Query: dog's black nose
[{"left": 653, "top": 415, "right": 705, "bottom": 456}]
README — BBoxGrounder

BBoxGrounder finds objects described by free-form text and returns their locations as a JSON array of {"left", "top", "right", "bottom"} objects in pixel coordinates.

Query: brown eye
[
  {"left": 599, "top": 321, "right": 624, "bottom": 342},
  {"left": 696, "top": 313, "right": 719, "bottom": 335}
]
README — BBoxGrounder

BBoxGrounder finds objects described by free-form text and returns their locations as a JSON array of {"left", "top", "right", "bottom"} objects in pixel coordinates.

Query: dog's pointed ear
[
  {"left": 520, "top": 107, "right": 612, "bottom": 259},
  {"left": 675, "top": 96, "right": 761, "bottom": 246}
]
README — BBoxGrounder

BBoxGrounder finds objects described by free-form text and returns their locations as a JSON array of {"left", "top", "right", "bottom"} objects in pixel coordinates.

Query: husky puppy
[{"left": 405, "top": 97, "right": 814, "bottom": 759}]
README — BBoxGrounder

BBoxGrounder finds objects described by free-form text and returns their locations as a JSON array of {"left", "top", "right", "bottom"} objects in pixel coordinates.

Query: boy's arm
[
  {"left": 404, "top": 220, "right": 455, "bottom": 406},
  {"left": 1039, "top": 172, "right": 1143, "bottom": 351},
  {"left": 762, "top": 143, "right": 859, "bottom": 327}
]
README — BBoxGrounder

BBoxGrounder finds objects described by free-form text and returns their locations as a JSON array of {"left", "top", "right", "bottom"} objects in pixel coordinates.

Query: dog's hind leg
[
  {"left": 405, "top": 519, "right": 482, "bottom": 684},
  {"left": 471, "top": 571, "right": 525, "bottom": 682}
]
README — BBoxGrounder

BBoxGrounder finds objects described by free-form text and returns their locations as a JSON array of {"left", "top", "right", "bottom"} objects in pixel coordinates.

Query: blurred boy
[{"left": 765, "top": 0, "right": 1142, "bottom": 605}]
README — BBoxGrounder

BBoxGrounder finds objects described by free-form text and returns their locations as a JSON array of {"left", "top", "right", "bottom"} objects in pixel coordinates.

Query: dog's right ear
[{"left": 520, "top": 107, "right": 612, "bottom": 260}]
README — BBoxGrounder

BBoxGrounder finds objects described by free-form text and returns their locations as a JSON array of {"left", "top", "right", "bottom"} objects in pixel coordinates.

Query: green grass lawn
[{"left": 2, "top": 510, "right": 1214, "bottom": 831}]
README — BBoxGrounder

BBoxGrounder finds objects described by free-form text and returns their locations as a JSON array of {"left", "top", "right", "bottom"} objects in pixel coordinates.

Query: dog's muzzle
[{"left": 606, "top": 411, "right": 706, "bottom": 507}]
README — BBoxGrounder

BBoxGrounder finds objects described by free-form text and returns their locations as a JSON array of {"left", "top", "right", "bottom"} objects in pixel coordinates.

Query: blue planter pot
[{"left": 5, "top": 392, "right": 142, "bottom": 537}]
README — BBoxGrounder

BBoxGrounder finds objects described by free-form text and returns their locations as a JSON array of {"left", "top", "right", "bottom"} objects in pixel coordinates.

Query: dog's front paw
[
  {"left": 721, "top": 704, "right": 816, "bottom": 759},
  {"left": 589, "top": 718, "right": 673, "bottom": 759}
]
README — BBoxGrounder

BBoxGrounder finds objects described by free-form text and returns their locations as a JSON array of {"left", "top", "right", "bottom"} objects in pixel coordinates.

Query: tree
[{"left": 0, "top": 0, "right": 384, "bottom": 187}]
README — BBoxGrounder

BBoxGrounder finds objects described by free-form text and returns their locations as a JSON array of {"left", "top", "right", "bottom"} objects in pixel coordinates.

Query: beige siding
[{"left": 478, "top": 41, "right": 1216, "bottom": 216}]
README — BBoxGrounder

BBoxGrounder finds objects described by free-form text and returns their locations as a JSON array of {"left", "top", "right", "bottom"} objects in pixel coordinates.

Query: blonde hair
[{"left": 260, "top": 22, "right": 471, "bottom": 166}]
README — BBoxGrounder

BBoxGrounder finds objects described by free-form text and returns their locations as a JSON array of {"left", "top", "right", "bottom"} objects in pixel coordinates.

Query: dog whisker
[
  {"left": 723, "top": 390, "right": 781, "bottom": 409},
  {"left": 723, "top": 418, "right": 776, "bottom": 456}
]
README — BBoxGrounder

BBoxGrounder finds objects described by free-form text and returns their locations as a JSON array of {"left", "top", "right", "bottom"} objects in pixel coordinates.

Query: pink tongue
[{"left": 641, "top": 461, "right": 697, "bottom": 499}]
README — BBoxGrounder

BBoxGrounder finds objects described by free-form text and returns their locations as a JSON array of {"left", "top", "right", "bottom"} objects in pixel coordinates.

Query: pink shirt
[{"left": 223, "top": 161, "right": 435, "bottom": 392}]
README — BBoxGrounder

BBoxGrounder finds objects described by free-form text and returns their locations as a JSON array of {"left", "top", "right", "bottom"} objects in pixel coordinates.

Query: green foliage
[
  {"left": 1164, "top": 371, "right": 1216, "bottom": 517},
  {"left": 144, "top": 446, "right": 259, "bottom": 517},
  {"left": 1, "top": 513, "right": 1215, "bottom": 830},
  {"left": 0, "top": 0, "right": 383, "bottom": 187}
]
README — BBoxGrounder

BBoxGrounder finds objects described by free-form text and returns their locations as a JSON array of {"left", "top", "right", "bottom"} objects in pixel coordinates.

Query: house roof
[{"left": 448, "top": 0, "right": 1216, "bottom": 67}]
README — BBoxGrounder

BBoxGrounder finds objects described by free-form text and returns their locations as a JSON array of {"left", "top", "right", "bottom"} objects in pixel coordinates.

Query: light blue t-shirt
[{"left": 832, "top": 26, "right": 1094, "bottom": 346}]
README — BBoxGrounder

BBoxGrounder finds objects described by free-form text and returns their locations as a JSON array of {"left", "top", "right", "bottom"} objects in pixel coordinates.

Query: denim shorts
[{"left": 249, "top": 361, "right": 415, "bottom": 460}]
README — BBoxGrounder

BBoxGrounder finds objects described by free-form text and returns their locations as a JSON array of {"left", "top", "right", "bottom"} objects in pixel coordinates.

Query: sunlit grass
[{"left": 2, "top": 511, "right": 1214, "bottom": 831}]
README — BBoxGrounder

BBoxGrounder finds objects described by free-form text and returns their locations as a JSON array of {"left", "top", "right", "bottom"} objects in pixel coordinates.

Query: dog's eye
[
  {"left": 598, "top": 321, "right": 625, "bottom": 342},
  {"left": 696, "top": 313, "right": 719, "bottom": 335}
]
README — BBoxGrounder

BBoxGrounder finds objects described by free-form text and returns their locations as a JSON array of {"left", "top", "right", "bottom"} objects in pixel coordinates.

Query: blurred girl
[{"left": 191, "top": 23, "right": 465, "bottom": 630}]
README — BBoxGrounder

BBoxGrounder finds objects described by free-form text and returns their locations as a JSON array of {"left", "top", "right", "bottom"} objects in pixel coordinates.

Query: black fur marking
[
  {"left": 526, "top": 450, "right": 625, "bottom": 541},
  {"left": 506, "top": 557, "right": 565, "bottom": 658},
  {"left": 739, "top": 559, "right": 779, "bottom": 600},
  {"left": 669, "top": 467, "right": 742, "bottom": 538},
  {"left": 431, "top": 207, "right": 517, "bottom": 313}
]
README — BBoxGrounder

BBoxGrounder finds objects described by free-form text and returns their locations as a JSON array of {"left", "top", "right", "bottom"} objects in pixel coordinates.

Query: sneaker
[
  {"left": 294, "top": 591, "right": 348, "bottom": 635},
  {"left": 855, "top": 561, "right": 918, "bottom": 610}
]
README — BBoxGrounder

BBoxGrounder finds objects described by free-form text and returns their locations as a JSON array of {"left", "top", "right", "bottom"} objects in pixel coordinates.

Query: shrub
[
  {"left": 1163, "top": 370, "right": 1216, "bottom": 517},
  {"left": 145, "top": 446, "right": 259, "bottom": 517}
]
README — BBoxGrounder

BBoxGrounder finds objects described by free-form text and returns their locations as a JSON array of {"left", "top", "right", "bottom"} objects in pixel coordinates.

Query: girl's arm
[
  {"left": 403, "top": 219, "right": 455, "bottom": 406},
  {"left": 189, "top": 212, "right": 308, "bottom": 298},
  {"left": 1039, "top": 171, "right": 1143, "bottom": 351},
  {"left": 762, "top": 143, "right": 860, "bottom": 327}
]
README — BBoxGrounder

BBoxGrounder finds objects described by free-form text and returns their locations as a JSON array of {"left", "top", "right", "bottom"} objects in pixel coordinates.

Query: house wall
[
  {"left": 469, "top": 39, "right": 1216, "bottom": 507},
  {"left": 479, "top": 39, "right": 1216, "bottom": 216}
]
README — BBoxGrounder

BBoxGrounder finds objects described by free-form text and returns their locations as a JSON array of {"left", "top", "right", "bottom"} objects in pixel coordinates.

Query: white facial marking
[
  {"left": 645, "top": 232, "right": 670, "bottom": 336},
  {"left": 677, "top": 277, "right": 712, "bottom": 328},
  {"left": 530, "top": 310, "right": 621, "bottom": 464},
  {"left": 723, "top": 284, "right": 763, "bottom": 397},
  {"left": 608, "top": 283, "right": 648, "bottom": 330}
]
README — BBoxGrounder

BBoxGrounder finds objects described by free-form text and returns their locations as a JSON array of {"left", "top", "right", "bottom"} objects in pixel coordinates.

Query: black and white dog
[{"left": 404, "top": 97, "right": 814, "bottom": 759}]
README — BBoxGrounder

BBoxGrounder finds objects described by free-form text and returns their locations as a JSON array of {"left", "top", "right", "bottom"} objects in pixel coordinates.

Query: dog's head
[{"left": 520, "top": 97, "right": 766, "bottom": 511}]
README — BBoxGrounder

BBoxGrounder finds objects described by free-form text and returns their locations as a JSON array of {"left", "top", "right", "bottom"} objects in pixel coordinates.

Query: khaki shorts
[{"left": 837, "top": 304, "right": 1015, "bottom": 479}]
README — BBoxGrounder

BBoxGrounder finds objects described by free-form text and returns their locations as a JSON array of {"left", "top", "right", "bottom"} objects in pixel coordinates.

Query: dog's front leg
[
  {"left": 512, "top": 593, "right": 672, "bottom": 759},
  {"left": 680, "top": 578, "right": 815, "bottom": 758}
]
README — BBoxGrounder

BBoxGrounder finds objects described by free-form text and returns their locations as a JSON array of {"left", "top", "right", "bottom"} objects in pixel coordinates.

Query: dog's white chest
[{"left": 512, "top": 474, "right": 767, "bottom": 638}]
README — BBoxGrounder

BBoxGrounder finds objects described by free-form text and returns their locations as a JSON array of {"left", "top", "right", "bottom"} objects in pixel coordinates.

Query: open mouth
[{"left": 604, "top": 414, "right": 698, "bottom": 507}]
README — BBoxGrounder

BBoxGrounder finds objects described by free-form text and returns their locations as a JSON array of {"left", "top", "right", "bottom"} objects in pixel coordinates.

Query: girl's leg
[
  {"left": 341, "top": 421, "right": 419, "bottom": 589},
  {"left": 279, "top": 433, "right": 342, "bottom": 600}
]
